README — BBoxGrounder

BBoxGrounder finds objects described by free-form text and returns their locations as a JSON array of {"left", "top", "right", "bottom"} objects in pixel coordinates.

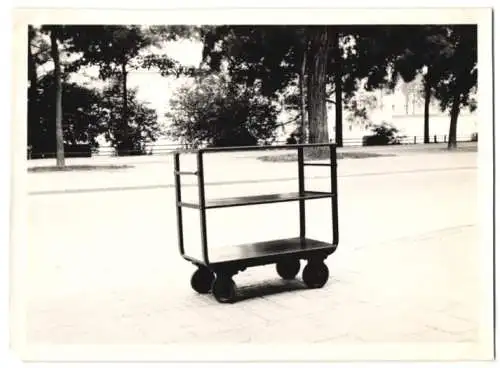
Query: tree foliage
[
  {"left": 201, "top": 25, "right": 401, "bottom": 146},
  {"left": 166, "top": 74, "right": 280, "bottom": 147},
  {"left": 344, "top": 91, "right": 378, "bottom": 127},
  {"left": 63, "top": 26, "right": 154, "bottom": 76},
  {"left": 433, "top": 26, "right": 477, "bottom": 112},
  {"left": 28, "top": 73, "right": 160, "bottom": 156},
  {"left": 34, "top": 74, "right": 103, "bottom": 145},
  {"left": 99, "top": 80, "right": 161, "bottom": 155},
  {"left": 27, "top": 24, "right": 478, "bottom": 157},
  {"left": 28, "top": 24, "right": 194, "bottom": 157},
  {"left": 388, "top": 25, "right": 454, "bottom": 143},
  {"left": 389, "top": 25, "right": 477, "bottom": 148},
  {"left": 435, "top": 25, "right": 477, "bottom": 149}
]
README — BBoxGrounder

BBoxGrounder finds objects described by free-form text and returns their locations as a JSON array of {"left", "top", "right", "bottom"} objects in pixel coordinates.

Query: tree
[
  {"left": 28, "top": 26, "right": 55, "bottom": 155},
  {"left": 344, "top": 91, "right": 378, "bottom": 129},
  {"left": 201, "top": 25, "right": 397, "bottom": 147},
  {"left": 62, "top": 25, "right": 197, "bottom": 155},
  {"left": 33, "top": 74, "right": 103, "bottom": 155},
  {"left": 330, "top": 30, "right": 343, "bottom": 146},
  {"left": 27, "top": 25, "right": 39, "bottom": 153},
  {"left": 29, "top": 25, "right": 180, "bottom": 158},
  {"left": 388, "top": 25, "right": 477, "bottom": 149},
  {"left": 37, "top": 24, "right": 98, "bottom": 163},
  {"left": 99, "top": 80, "right": 161, "bottom": 155},
  {"left": 390, "top": 25, "right": 454, "bottom": 143},
  {"left": 434, "top": 25, "right": 477, "bottom": 149},
  {"left": 47, "top": 26, "right": 65, "bottom": 167},
  {"left": 28, "top": 71, "right": 160, "bottom": 157},
  {"left": 201, "top": 26, "right": 317, "bottom": 143},
  {"left": 307, "top": 27, "right": 330, "bottom": 144},
  {"left": 166, "top": 74, "right": 279, "bottom": 147},
  {"left": 63, "top": 26, "right": 158, "bottom": 154},
  {"left": 298, "top": 37, "right": 308, "bottom": 143},
  {"left": 298, "top": 26, "right": 398, "bottom": 146}
]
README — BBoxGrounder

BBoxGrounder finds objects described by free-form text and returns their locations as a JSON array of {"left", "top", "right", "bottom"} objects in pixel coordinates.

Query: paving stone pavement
[
  {"left": 25, "top": 221, "right": 481, "bottom": 345},
  {"left": 19, "top": 151, "right": 493, "bottom": 360}
]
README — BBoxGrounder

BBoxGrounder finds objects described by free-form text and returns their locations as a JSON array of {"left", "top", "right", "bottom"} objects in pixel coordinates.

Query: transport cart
[{"left": 174, "top": 143, "right": 339, "bottom": 303}]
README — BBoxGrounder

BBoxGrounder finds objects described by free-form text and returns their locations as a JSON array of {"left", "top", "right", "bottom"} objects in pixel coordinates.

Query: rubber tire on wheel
[
  {"left": 190, "top": 267, "right": 214, "bottom": 294},
  {"left": 212, "top": 276, "right": 236, "bottom": 304},
  {"left": 302, "top": 261, "right": 329, "bottom": 289},
  {"left": 276, "top": 259, "right": 301, "bottom": 280}
]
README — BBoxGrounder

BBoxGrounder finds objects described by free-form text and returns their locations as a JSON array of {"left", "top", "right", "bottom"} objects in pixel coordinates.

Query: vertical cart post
[
  {"left": 197, "top": 151, "right": 210, "bottom": 265},
  {"left": 329, "top": 144, "right": 339, "bottom": 245},
  {"left": 297, "top": 146, "right": 306, "bottom": 243},
  {"left": 174, "top": 152, "right": 185, "bottom": 256}
]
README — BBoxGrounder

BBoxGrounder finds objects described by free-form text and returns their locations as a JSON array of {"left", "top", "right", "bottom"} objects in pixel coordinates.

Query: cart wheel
[
  {"left": 191, "top": 267, "right": 214, "bottom": 294},
  {"left": 212, "top": 276, "right": 236, "bottom": 304},
  {"left": 276, "top": 259, "right": 301, "bottom": 280},
  {"left": 302, "top": 261, "right": 329, "bottom": 289}
]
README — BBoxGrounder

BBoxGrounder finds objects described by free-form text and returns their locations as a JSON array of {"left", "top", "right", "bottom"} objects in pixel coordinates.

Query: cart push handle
[
  {"left": 173, "top": 151, "right": 211, "bottom": 265},
  {"left": 296, "top": 144, "right": 339, "bottom": 246}
]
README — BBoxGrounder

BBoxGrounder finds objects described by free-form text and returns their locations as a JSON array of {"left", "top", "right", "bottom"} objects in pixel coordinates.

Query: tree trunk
[
  {"left": 334, "top": 67, "right": 342, "bottom": 147},
  {"left": 332, "top": 32, "right": 343, "bottom": 147},
  {"left": 299, "top": 47, "right": 307, "bottom": 143},
  {"left": 27, "top": 26, "right": 38, "bottom": 152},
  {"left": 423, "top": 75, "right": 431, "bottom": 144},
  {"left": 50, "top": 29, "right": 65, "bottom": 167},
  {"left": 306, "top": 27, "right": 329, "bottom": 144},
  {"left": 122, "top": 60, "right": 128, "bottom": 155},
  {"left": 405, "top": 85, "right": 409, "bottom": 115},
  {"left": 447, "top": 92, "right": 461, "bottom": 150}
]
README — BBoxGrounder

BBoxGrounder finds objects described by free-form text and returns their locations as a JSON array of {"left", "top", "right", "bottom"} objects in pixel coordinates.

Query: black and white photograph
[{"left": 7, "top": 6, "right": 495, "bottom": 362}]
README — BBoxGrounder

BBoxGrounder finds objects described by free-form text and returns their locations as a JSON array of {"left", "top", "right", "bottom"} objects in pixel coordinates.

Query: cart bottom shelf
[{"left": 192, "top": 237, "right": 335, "bottom": 266}]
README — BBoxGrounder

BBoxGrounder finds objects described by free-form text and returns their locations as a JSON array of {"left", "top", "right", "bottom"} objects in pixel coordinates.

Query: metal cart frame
[{"left": 174, "top": 143, "right": 339, "bottom": 303}]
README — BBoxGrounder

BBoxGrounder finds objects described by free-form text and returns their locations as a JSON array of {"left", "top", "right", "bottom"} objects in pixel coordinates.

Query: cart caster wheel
[
  {"left": 191, "top": 267, "right": 214, "bottom": 294},
  {"left": 276, "top": 259, "right": 301, "bottom": 280},
  {"left": 302, "top": 261, "right": 329, "bottom": 289},
  {"left": 212, "top": 276, "right": 236, "bottom": 304}
]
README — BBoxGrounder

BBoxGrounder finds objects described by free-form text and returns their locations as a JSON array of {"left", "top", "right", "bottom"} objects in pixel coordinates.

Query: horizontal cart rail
[
  {"left": 175, "top": 142, "right": 338, "bottom": 154},
  {"left": 179, "top": 191, "right": 335, "bottom": 209}
]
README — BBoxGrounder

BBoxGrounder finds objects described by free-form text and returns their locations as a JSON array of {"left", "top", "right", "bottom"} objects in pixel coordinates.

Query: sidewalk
[
  {"left": 26, "top": 142, "right": 477, "bottom": 168},
  {"left": 23, "top": 145, "right": 491, "bottom": 360},
  {"left": 26, "top": 224, "right": 481, "bottom": 347}
]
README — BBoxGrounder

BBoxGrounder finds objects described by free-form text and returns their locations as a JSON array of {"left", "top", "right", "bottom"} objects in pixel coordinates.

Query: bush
[
  {"left": 362, "top": 122, "right": 405, "bottom": 146},
  {"left": 64, "top": 144, "right": 92, "bottom": 158},
  {"left": 166, "top": 74, "right": 279, "bottom": 148},
  {"left": 28, "top": 143, "right": 92, "bottom": 159}
]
